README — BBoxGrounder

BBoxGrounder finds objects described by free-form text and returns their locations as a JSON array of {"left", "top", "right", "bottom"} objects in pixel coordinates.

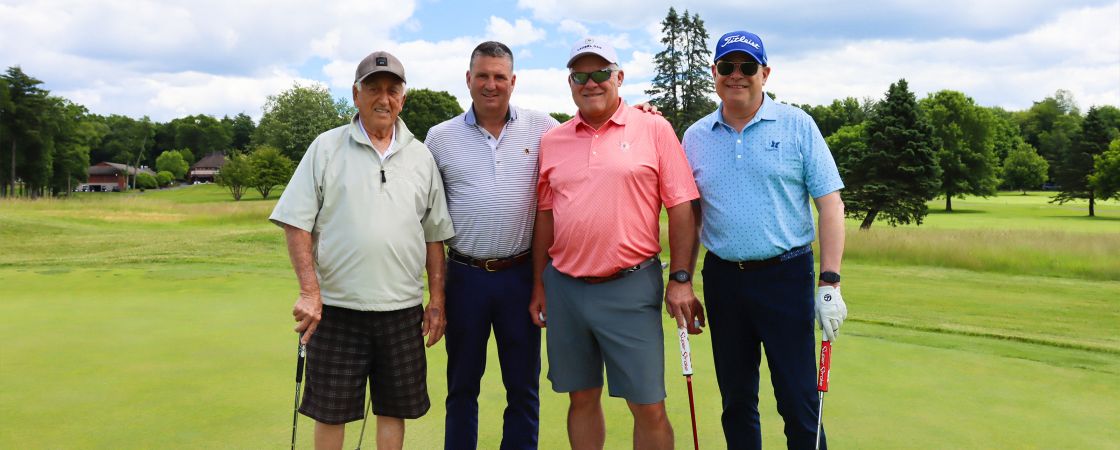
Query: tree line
[{"left": 641, "top": 8, "right": 1120, "bottom": 223}]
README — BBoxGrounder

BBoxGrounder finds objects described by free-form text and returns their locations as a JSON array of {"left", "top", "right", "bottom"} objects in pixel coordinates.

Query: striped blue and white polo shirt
[{"left": 426, "top": 105, "right": 560, "bottom": 259}]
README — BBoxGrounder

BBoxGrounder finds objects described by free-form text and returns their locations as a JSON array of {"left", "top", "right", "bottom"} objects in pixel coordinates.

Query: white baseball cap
[{"left": 566, "top": 37, "right": 619, "bottom": 68}]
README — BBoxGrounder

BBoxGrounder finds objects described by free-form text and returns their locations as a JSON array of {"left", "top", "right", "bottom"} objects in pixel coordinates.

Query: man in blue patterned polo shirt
[{"left": 682, "top": 30, "right": 849, "bottom": 450}]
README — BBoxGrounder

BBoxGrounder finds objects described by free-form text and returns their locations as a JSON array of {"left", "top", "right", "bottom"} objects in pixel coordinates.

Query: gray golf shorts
[
  {"left": 298, "top": 304, "right": 429, "bottom": 424},
  {"left": 542, "top": 260, "right": 667, "bottom": 404}
]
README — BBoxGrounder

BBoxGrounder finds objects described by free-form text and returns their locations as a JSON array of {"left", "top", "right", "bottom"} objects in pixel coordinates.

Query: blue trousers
[
  {"left": 444, "top": 260, "right": 540, "bottom": 450},
  {"left": 702, "top": 250, "right": 826, "bottom": 450}
]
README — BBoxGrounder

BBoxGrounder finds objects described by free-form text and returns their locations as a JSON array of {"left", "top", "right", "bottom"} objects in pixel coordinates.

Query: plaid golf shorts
[{"left": 298, "top": 304, "right": 430, "bottom": 424}]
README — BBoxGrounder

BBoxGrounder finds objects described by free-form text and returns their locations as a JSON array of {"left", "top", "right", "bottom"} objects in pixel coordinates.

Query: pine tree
[
  {"left": 646, "top": 8, "right": 683, "bottom": 131},
  {"left": 845, "top": 79, "right": 940, "bottom": 229},
  {"left": 679, "top": 11, "right": 716, "bottom": 134},
  {"left": 0, "top": 66, "right": 50, "bottom": 197},
  {"left": 1053, "top": 105, "right": 1120, "bottom": 216}
]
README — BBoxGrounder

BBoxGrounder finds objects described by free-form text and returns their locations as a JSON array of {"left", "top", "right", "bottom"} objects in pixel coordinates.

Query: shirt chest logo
[{"left": 768, "top": 140, "right": 781, "bottom": 150}]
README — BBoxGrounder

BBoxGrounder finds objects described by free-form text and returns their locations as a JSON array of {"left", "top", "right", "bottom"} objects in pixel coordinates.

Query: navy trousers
[
  {"left": 702, "top": 250, "right": 826, "bottom": 450},
  {"left": 444, "top": 259, "right": 540, "bottom": 450}
]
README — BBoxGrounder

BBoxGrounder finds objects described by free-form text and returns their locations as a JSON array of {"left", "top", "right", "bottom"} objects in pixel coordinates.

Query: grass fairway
[{"left": 1, "top": 186, "right": 1118, "bottom": 448}]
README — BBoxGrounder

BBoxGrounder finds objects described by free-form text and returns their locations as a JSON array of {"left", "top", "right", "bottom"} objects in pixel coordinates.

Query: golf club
[
  {"left": 815, "top": 340, "right": 832, "bottom": 450},
  {"left": 677, "top": 326, "right": 700, "bottom": 450},
  {"left": 354, "top": 399, "right": 371, "bottom": 450},
  {"left": 291, "top": 337, "right": 307, "bottom": 450}
]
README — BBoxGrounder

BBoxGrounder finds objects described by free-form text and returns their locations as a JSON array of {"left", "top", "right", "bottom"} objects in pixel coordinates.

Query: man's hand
[
  {"left": 633, "top": 102, "right": 663, "bottom": 116},
  {"left": 815, "top": 285, "right": 847, "bottom": 341},
  {"left": 422, "top": 298, "right": 446, "bottom": 347},
  {"left": 665, "top": 282, "right": 705, "bottom": 334},
  {"left": 422, "top": 296, "right": 446, "bottom": 348},
  {"left": 529, "top": 284, "right": 547, "bottom": 328},
  {"left": 293, "top": 292, "right": 323, "bottom": 345}
]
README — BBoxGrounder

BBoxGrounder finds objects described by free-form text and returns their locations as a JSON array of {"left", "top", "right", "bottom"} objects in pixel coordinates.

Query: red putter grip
[{"left": 817, "top": 341, "right": 831, "bottom": 392}]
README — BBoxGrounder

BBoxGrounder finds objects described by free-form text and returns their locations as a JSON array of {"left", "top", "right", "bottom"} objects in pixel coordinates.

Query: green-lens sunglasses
[{"left": 570, "top": 69, "right": 614, "bottom": 85}]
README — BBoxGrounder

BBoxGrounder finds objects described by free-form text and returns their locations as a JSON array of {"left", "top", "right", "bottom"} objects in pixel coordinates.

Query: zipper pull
[{"left": 380, "top": 168, "right": 386, "bottom": 183}]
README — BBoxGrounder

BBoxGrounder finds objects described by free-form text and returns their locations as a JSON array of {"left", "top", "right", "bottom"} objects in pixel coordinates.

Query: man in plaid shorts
[{"left": 270, "top": 50, "right": 455, "bottom": 450}]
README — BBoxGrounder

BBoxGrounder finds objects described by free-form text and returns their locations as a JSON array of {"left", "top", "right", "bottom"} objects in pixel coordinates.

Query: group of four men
[{"left": 270, "top": 30, "right": 849, "bottom": 450}]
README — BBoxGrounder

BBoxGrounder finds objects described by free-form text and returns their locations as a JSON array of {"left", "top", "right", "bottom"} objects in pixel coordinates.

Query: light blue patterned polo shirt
[{"left": 682, "top": 95, "right": 843, "bottom": 261}]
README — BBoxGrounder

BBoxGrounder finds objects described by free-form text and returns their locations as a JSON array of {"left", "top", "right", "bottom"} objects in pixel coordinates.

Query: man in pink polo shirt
[{"left": 529, "top": 37, "right": 704, "bottom": 449}]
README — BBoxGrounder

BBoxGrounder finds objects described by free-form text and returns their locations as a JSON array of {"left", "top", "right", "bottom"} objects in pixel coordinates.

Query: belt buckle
[{"left": 483, "top": 259, "right": 498, "bottom": 272}]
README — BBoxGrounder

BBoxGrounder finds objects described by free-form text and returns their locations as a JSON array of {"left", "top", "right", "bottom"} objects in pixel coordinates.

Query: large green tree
[
  {"left": 247, "top": 145, "right": 294, "bottom": 199},
  {"left": 1017, "top": 90, "right": 1081, "bottom": 180},
  {"left": 1089, "top": 139, "right": 1120, "bottom": 201},
  {"left": 46, "top": 98, "right": 103, "bottom": 195},
  {"left": 399, "top": 88, "right": 463, "bottom": 142},
  {"left": 1053, "top": 105, "right": 1120, "bottom": 216},
  {"left": 825, "top": 123, "right": 867, "bottom": 181},
  {"left": 222, "top": 113, "right": 255, "bottom": 151},
  {"left": 167, "top": 114, "right": 231, "bottom": 162},
  {"left": 798, "top": 97, "right": 875, "bottom": 139},
  {"left": 1002, "top": 142, "right": 1049, "bottom": 194},
  {"left": 844, "top": 79, "right": 940, "bottom": 229},
  {"left": 1, "top": 66, "right": 50, "bottom": 197},
  {"left": 253, "top": 83, "right": 354, "bottom": 161},
  {"left": 920, "top": 90, "right": 1000, "bottom": 211}
]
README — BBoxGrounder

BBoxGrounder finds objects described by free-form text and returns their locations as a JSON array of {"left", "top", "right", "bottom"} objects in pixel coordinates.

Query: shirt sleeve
[
  {"left": 269, "top": 138, "right": 324, "bottom": 232},
  {"left": 422, "top": 156, "right": 456, "bottom": 242},
  {"left": 801, "top": 115, "right": 845, "bottom": 198},
  {"left": 654, "top": 118, "right": 700, "bottom": 208},
  {"left": 536, "top": 136, "right": 554, "bottom": 211}
]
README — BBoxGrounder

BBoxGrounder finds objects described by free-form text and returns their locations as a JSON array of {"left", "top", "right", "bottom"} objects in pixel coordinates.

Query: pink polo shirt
[{"left": 538, "top": 101, "right": 699, "bottom": 278}]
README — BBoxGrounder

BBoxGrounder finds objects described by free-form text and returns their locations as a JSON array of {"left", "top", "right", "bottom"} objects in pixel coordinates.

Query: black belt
[
  {"left": 448, "top": 248, "right": 531, "bottom": 272},
  {"left": 710, "top": 245, "right": 812, "bottom": 270},
  {"left": 578, "top": 257, "right": 659, "bottom": 284}
]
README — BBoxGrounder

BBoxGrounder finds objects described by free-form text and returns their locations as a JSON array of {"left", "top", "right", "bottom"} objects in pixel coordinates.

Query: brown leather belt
[
  {"left": 578, "top": 257, "right": 659, "bottom": 284},
  {"left": 448, "top": 248, "right": 531, "bottom": 272},
  {"left": 710, "top": 245, "right": 812, "bottom": 270}
]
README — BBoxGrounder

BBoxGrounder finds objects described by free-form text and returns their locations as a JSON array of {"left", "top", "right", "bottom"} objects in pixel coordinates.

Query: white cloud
[
  {"left": 559, "top": 19, "right": 590, "bottom": 37},
  {"left": 486, "top": 17, "right": 547, "bottom": 47},
  {"left": 769, "top": 3, "right": 1120, "bottom": 109}
]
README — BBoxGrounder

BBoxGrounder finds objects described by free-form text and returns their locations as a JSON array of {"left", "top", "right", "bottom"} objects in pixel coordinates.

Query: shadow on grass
[
  {"left": 1046, "top": 214, "right": 1120, "bottom": 222},
  {"left": 927, "top": 209, "right": 987, "bottom": 215}
]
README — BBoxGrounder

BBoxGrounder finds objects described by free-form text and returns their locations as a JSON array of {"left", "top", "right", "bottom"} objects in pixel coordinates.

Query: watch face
[
  {"left": 820, "top": 271, "right": 841, "bottom": 283},
  {"left": 672, "top": 271, "right": 690, "bottom": 282}
]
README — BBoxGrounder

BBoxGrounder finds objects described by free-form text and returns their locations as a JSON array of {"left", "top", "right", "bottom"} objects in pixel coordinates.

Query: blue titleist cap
[{"left": 714, "top": 31, "right": 767, "bottom": 65}]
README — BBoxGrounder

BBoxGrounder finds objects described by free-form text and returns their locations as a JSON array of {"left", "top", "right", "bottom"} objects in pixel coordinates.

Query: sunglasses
[
  {"left": 715, "top": 61, "right": 761, "bottom": 77},
  {"left": 570, "top": 69, "right": 614, "bottom": 85}
]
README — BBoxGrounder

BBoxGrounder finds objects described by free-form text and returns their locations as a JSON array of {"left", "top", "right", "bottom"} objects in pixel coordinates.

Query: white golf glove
[{"left": 815, "top": 285, "right": 847, "bottom": 342}]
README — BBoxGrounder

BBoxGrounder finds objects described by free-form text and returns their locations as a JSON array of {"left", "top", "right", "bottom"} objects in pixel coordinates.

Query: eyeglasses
[
  {"left": 715, "top": 61, "right": 761, "bottom": 77},
  {"left": 570, "top": 69, "right": 614, "bottom": 85}
]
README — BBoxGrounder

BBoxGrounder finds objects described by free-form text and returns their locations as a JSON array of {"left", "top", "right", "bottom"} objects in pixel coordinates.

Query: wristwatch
[
  {"left": 670, "top": 270, "right": 691, "bottom": 283},
  {"left": 819, "top": 271, "right": 841, "bottom": 283}
]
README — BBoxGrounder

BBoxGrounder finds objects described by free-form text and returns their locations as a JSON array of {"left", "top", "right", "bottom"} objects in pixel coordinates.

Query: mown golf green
[{"left": 1, "top": 186, "right": 1118, "bottom": 448}]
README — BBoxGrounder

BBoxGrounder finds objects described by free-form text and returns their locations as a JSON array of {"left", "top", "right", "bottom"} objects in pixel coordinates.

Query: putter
[
  {"left": 815, "top": 340, "right": 832, "bottom": 450},
  {"left": 677, "top": 326, "right": 700, "bottom": 450},
  {"left": 291, "top": 337, "right": 307, "bottom": 450},
  {"left": 354, "top": 399, "right": 371, "bottom": 450}
]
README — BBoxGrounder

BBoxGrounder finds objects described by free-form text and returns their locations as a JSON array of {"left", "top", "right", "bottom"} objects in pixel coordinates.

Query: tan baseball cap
[{"left": 354, "top": 51, "right": 406, "bottom": 84}]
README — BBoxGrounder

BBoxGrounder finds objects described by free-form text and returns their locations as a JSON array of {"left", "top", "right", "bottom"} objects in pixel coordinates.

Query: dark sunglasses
[
  {"left": 715, "top": 61, "right": 761, "bottom": 77},
  {"left": 570, "top": 69, "right": 614, "bottom": 85}
]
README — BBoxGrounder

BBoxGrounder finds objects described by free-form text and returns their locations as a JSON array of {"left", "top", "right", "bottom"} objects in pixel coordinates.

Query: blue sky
[{"left": 2, "top": 0, "right": 1117, "bottom": 121}]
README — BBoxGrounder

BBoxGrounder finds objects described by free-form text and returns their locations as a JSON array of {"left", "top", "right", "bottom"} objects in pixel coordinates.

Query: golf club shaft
[
  {"left": 815, "top": 340, "right": 832, "bottom": 450},
  {"left": 678, "top": 327, "right": 699, "bottom": 450},
  {"left": 292, "top": 337, "right": 306, "bottom": 450}
]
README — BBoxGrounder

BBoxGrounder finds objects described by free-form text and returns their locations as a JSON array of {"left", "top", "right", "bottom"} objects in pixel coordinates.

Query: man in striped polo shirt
[
  {"left": 530, "top": 37, "right": 705, "bottom": 449},
  {"left": 425, "top": 41, "right": 560, "bottom": 450}
]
